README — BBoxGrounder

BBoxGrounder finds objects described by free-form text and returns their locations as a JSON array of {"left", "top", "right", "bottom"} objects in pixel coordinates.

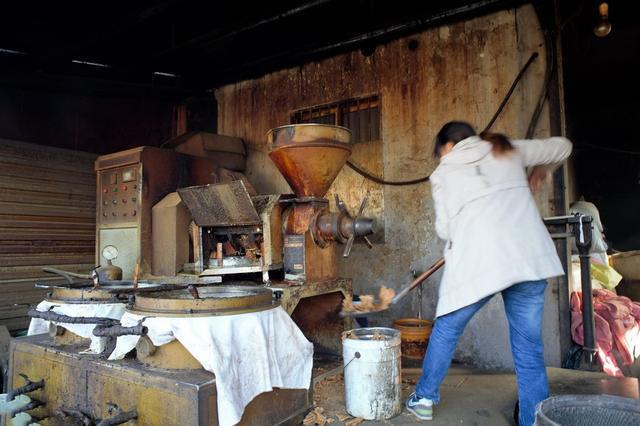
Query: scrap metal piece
[{"left": 178, "top": 181, "right": 261, "bottom": 227}]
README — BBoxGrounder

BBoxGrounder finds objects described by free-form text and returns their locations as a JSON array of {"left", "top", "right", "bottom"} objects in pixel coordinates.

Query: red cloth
[{"left": 570, "top": 290, "right": 640, "bottom": 377}]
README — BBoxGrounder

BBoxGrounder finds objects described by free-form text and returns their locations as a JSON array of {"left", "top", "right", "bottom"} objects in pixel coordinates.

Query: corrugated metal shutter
[{"left": 0, "top": 139, "right": 96, "bottom": 331}]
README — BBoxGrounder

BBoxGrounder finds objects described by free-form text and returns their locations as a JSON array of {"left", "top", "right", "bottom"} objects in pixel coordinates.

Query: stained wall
[{"left": 216, "top": 4, "right": 566, "bottom": 369}]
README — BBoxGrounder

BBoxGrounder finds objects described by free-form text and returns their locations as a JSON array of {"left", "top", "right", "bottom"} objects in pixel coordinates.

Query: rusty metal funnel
[{"left": 267, "top": 124, "right": 352, "bottom": 198}]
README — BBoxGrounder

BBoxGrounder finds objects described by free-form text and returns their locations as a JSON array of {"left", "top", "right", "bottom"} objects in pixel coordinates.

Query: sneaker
[{"left": 405, "top": 392, "right": 433, "bottom": 420}]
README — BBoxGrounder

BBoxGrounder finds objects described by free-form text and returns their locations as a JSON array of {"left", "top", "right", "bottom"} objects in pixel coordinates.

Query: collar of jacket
[{"left": 440, "top": 135, "right": 492, "bottom": 165}]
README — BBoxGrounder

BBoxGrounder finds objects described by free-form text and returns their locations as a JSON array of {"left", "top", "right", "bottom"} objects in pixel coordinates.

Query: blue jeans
[{"left": 415, "top": 280, "right": 549, "bottom": 426}]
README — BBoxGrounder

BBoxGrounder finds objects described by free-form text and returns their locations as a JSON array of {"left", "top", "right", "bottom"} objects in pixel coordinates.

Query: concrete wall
[{"left": 216, "top": 5, "right": 566, "bottom": 370}]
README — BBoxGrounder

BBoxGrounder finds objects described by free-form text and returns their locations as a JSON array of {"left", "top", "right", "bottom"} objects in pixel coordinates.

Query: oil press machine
[
  {"left": 265, "top": 124, "right": 375, "bottom": 352},
  {"left": 3, "top": 124, "right": 374, "bottom": 425},
  {"left": 177, "top": 124, "right": 375, "bottom": 353}
]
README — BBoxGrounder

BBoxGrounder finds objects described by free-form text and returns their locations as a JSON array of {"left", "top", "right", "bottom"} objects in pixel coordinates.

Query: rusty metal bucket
[{"left": 393, "top": 317, "right": 432, "bottom": 360}]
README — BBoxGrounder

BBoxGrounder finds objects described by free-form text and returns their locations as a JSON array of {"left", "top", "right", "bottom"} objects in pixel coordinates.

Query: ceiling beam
[
  {"left": 152, "top": 0, "right": 337, "bottom": 59},
  {"left": 39, "top": 1, "right": 176, "bottom": 65},
  {"left": 203, "top": 0, "right": 524, "bottom": 88}
]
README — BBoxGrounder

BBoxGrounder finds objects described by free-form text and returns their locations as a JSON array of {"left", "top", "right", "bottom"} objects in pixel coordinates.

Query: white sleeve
[
  {"left": 511, "top": 137, "right": 573, "bottom": 167},
  {"left": 431, "top": 173, "right": 450, "bottom": 241}
]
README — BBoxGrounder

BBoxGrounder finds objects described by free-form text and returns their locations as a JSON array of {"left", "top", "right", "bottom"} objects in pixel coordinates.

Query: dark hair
[
  {"left": 433, "top": 121, "right": 476, "bottom": 157},
  {"left": 433, "top": 121, "right": 513, "bottom": 157},
  {"left": 478, "top": 131, "right": 514, "bottom": 156}
]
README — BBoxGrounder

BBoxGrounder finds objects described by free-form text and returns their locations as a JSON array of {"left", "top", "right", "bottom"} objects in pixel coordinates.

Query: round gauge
[{"left": 102, "top": 245, "right": 119, "bottom": 261}]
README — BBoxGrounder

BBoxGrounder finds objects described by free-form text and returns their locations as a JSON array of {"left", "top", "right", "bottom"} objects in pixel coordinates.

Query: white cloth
[
  {"left": 109, "top": 306, "right": 313, "bottom": 426},
  {"left": 431, "top": 135, "right": 572, "bottom": 317},
  {"left": 570, "top": 200, "right": 608, "bottom": 262},
  {"left": 27, "top": 301, "right": 126, "bottom": 353}
]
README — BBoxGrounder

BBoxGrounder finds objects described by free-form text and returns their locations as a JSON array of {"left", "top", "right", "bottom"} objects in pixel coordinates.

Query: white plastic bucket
[{"left": 342, "top": 327, "right": 402, "bottom": 420}]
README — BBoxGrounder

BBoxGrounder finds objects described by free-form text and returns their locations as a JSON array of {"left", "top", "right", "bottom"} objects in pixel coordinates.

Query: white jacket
[{"left": 430, "top": 135, "right": 572, "bottom": 317}]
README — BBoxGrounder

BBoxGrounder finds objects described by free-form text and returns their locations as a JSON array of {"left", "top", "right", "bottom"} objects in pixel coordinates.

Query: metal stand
[{"left": 544, "top": 214, "right": 596, "bottom": 366}]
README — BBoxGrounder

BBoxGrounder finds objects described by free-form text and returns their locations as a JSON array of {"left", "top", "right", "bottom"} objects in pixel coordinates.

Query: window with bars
[{"left": 291, "top": 95, "right": 380, "bottom": 143}]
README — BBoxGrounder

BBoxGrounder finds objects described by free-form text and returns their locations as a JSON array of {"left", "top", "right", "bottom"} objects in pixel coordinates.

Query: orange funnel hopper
[{"left": 267, "top": 124, "right": 352, "bottom": 198}]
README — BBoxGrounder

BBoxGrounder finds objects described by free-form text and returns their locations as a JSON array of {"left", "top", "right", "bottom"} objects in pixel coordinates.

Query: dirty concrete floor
[{"left": 309, "top": 364, "right": 640, "bottom": 426}]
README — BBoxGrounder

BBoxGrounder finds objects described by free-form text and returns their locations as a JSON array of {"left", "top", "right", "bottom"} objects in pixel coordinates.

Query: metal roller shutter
[{"left": 0, "top": 139, "right": 96, "bottom": 331}]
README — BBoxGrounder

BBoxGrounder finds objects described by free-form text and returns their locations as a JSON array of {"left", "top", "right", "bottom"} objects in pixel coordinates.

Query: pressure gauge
[{"left": 102, "top": 245, "right": 119, "bottom": 261}]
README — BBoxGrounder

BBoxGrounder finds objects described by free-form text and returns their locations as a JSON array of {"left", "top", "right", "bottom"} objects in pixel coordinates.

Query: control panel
[{"left": 98, "top": 165, "right": 142, "bottom": 226}]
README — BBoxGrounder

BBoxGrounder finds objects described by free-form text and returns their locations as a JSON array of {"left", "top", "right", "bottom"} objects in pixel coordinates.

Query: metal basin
[
  {"left": 38, "top": 281, "right": 161, "bottom": 304},
  {"left": 128, "top": 285, "right": 276, "bottom": 316}
]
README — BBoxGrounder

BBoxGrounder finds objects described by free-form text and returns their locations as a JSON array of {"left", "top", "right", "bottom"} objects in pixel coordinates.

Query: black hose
[
  {"left": 526, "top": 35, "right": 554, "bottom": 139},
  {"left": 346, "top": 160, "right": 431, "bottom": 186},
  {"left": 348, "top": 51, "right": 540, "bottom": 186},
  {"left": 484, "top": 52, "right": 539, "bottom": 133}
]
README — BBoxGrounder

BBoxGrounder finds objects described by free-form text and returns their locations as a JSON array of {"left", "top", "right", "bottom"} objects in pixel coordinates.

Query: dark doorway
[{"left": 562, "top": 1, "right": 640, "bottom": 251}]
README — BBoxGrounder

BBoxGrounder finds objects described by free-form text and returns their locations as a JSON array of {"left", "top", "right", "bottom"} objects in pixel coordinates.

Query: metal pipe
[
  {"left": 92, "top": 324, "right": 148, "bottom": 337},
  {"left": 96, "top": 409, "right": 138, "bottom": 426},
  {"left": 7, "top": 374, "right": 44, "bottom": 401},
  {"left": 9, "top": 398, "right": 45, "bottom": 417},
  {"left": 573, "top": 215, "right": 596, "bottom": 365},
  {"left": 578, "top": 251, "right": 596, "bottom": 363},
  {"left": 42, "top": 266, "right": 90, "bottom": 283},
  {"left": 55, "top": 408, "right": 92, "bottom": 426},
  {"left": 28, "top": 309, "right": 119, "bottom": 326}
]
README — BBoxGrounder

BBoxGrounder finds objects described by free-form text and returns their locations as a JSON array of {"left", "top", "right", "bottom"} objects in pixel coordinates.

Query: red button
[
  {"left": 102, "top": 188, "right": 108, "bottom": 194},
  {"left": 122, "top": 185, "right": 128, "bottom": 191},
  {"left": 122, "top": 199, "right": 127, "bottom": 204}
]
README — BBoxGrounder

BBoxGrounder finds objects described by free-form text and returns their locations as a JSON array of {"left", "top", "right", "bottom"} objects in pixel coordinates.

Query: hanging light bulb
[{"left": 594, "top": 2, "right": 612, "bottom": 37}]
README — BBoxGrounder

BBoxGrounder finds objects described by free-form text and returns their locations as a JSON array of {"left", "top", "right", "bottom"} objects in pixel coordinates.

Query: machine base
[
  {"left": 6, "top": 334, "right": 309, "bottom": 426},
  {"left": 270, "top": 278, "right": 352, "bottom": 355}
]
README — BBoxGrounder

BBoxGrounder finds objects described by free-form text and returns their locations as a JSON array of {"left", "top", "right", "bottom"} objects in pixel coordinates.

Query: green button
[{"left": 112, "top": 187, "right": 118, "bottom": 192}]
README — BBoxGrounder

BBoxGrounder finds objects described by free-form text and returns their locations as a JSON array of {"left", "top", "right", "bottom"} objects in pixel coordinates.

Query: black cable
[
  {"left": 484, "top": 52, "right": 539, "bottom": 134},
  {"left": 348, "top": 51, "right": 540, "bottom": 186},
  {"left": 526, "top": 38, "right": 553, "bottom": 139},
  {"left": 346, "top": 160, "right": 431, "bottom": 185}
]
